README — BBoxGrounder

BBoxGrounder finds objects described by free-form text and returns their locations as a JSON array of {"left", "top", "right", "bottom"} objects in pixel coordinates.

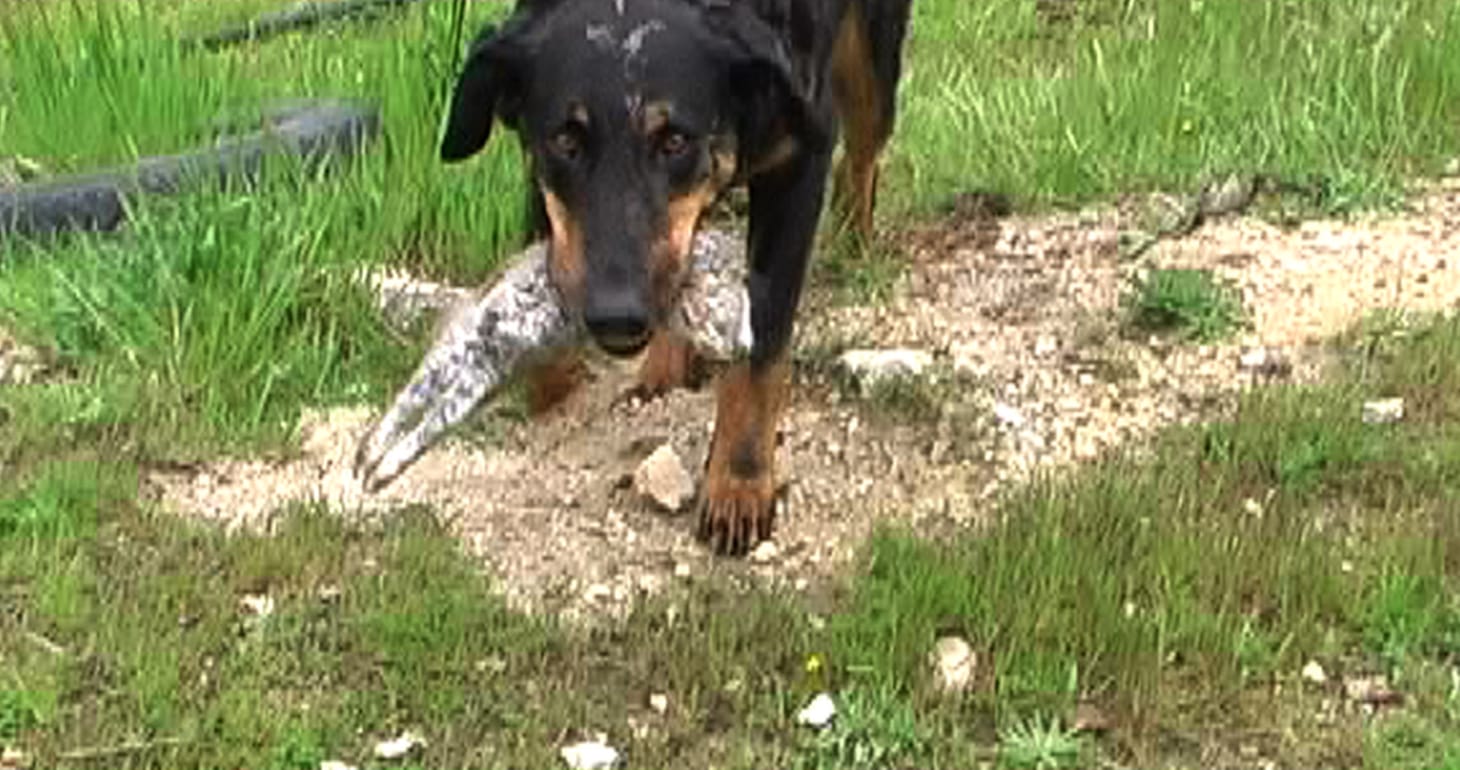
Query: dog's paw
[
  {"left": 635, "top": 331, "right": 707, "bottom": 400},
  {"left": 696, "top": 470, "right": 776, "bottom": 556}
]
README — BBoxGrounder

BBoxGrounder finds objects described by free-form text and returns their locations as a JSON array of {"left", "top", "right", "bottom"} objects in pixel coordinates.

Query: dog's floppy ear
[
  {"left": 439, "top": 19, "right": 537, "bottom": 163},
  {"left": 708, "top": 7, "right": 830, "bottom": 174}
]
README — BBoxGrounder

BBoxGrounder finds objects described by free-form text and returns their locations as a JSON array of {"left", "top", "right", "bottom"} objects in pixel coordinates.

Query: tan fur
[
  {"left": 541, "top": 190, "right": 586, "bottom": 308},
  {"left": 829, "top": 2, "right": 886, "bottom": 241},
  {"left": 699, "top": 358, "right": 790, "bottom": 553}
]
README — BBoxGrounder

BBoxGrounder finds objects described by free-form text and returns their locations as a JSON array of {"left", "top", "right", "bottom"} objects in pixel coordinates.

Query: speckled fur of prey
[{"left": 354, "top": 229, "right": 750, "bottom": 492}]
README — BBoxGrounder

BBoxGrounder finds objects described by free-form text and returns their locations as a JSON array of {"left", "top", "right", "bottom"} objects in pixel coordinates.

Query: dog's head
[{"left": 439, "top": 0, "right": 825, "bottom": 357}]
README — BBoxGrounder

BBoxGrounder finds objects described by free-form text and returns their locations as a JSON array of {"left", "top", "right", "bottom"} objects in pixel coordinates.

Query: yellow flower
[{"left": 805, "top": 654, "right": 824, "bottom": 674}]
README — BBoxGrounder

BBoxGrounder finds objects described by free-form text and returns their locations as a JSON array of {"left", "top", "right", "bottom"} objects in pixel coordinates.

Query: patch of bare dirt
[{"left": 144, "top": 178, "right": 1460, "bottom": 622}]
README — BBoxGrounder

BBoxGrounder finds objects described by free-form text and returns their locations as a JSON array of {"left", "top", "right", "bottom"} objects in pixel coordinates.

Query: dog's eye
[
  {"left": 548, "top": 130, "right": 582, "bottom": 161},
  {"left": 658, "top": 131, "right": 691, "bottom": 159}
]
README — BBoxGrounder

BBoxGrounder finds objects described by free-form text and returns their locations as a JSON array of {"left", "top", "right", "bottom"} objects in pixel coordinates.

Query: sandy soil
[{"left": 134, "top": 176, "right": 1460, "bottom": 622}]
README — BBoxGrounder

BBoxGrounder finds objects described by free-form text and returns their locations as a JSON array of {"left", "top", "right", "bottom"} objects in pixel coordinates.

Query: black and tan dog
[{"left": 439, "top": 0, "right": 913, "bottom": 555}]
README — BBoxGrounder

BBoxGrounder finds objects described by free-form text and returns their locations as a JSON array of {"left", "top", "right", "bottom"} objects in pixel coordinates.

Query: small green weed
[
  {"left": 997, "top": 712, "right": 1083, "bottom": 770},
  {"left": 0, "top": 459, "right": 127, "bottom": 541},
  {"left": 795, "top": 684, "right": 929, "bottom": 770},
  {"left": 1123, "top": 267, "right": 1245, "bottom": 342},
  {"left": 814, "top": 238, "right": 904, "bottom": 305},
  {"left": 1362, "top": 570, "right": 1460, "bottom": 668},
  {"left": 0, "top": 690, "right": 42, "bottom": 741},
  {"left": 269, "top": 725, "right": 328, "bottom": 770},
  {"left": 1367, "top": 710, "right": 1460, "bottom": 770}
]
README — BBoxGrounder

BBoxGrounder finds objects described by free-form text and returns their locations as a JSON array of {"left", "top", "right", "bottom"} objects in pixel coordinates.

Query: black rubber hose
[
  {"left": 0, "top": 99, "right": 381, "bottom": 242},
  {"left": 183, "top": 0, "right": 428, "bottom": 52}
]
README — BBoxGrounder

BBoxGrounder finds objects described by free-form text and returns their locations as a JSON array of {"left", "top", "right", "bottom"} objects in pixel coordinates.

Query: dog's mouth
[{"left": 590, "top": 331, "right": 652, "bottom": 358}]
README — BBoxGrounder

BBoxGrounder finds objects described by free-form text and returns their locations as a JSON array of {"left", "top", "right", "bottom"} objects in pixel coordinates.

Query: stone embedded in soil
[
  {"left": 1301, "top": 660, "right": 1328, "bottom": 685},
  {"left": 992, "top": 402, "right": 1027, "bottom": 428},
  {"left": 373, "top": 731, "right": 425, "bottom": 759},
  {"left": 749, "top": 540, "right": 780, "bottom": 564},
  {"left": 1238, "top": 346, "right": 1293, "bottom": 378},
  {"left": 836, "top": 348, "right": 934, "bottom": 388},
  {"left": 1069, "top": 701, "right": 1112, "bottom": 734},
  {"left": 929, "top": 635, "right": 976, "bottom": 694},
  {"left": 560, "top": 737, "right": 620, "bottom": 770},
  {"left": 0, "top": 327, "right": 51, "bottom": 386},
  {"left": 633, "top": 444, "right": 695, "bottom": 513},
  {"left": 1344, "top": 675, "right": 1402, "bottom": 705},
  {"left": 1, "top": 746, "right": 28, "bottom": 770},
  {"left": 1361, "top": 398, "right": 1405, "bottom": 425}
]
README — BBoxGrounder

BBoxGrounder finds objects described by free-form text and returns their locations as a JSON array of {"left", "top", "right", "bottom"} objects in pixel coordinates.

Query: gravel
[{"left": 143, "top": 177, "right": 1460, "bottom": 623}]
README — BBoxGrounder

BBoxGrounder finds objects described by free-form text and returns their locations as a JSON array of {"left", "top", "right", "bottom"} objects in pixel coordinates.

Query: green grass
[
  {"left": 892, "top": 0, "right": 1460, "bottom": 216},
  {"left": 1122, "top": 266, "right": 1246, "bottom": 342},
  {"left": 997, "top": 713, "right": 1085, "bottom": 769},
  {"left": 4, "top": 312, "right": 1459, "bottom": 767},
  {"left": 4, "top": 0, "right": 1460, "bottom": 767},
  {"left": 3, "top": 0, "right": 1458, "bottom": 454}
]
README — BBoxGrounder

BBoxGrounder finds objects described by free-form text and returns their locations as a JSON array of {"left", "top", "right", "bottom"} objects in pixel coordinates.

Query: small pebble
[
  {"left": 929, "top": 636, "right": 976, "bottom": 693},
  {"left": 373, "top": 731, "right": 425, "bottom": 759},
  {"left": 992, "top": 402, "right": 1026, "bottom": 428},
  {"left": 1362, "top": 398, "right": 1405, "bottom": 424},
  {"left": 560, "top": 737, "right": 620, "bottom": 770},
  {"left": 796, "top": 693, "right": 837, "bottom": 729},
  {"left": 749, "top": 540, "right": 780, "bottom": 564}
]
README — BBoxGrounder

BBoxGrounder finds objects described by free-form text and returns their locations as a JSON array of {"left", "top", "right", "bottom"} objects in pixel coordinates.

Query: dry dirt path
[{"left": 144, "top": 177, "right": 1460, "bottom": 622}]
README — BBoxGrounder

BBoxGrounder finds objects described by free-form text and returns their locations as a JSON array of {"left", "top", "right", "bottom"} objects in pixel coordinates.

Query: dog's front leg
[{"left": 698, "top": 149, "right": 832, "bottom": 556}]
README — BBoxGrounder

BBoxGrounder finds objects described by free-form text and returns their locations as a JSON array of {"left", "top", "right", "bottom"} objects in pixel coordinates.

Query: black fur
[
  {"left": 440, "top": 0, "right": 910, "bottom": 363},
  {"left": 437, "top": 0, "right": 913, "bottom": 551}
]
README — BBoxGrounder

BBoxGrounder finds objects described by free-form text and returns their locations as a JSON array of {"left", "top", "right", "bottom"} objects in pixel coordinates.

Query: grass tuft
[
  {"left": 1123, "top": 266, "right": 1245, "bottom": 342},
  {"left": 997, "top": 712, "right": 1084, "bottom": 770}
]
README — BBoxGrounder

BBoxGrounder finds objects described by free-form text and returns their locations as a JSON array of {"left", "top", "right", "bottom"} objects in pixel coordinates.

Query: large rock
[{"left": 633, "top": 444, "right": 695, "bottom": 513}]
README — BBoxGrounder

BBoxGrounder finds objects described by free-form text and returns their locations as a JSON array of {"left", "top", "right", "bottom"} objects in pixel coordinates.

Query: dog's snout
[{"left": 583, "top": 289, "right": 651, "bottom": 356}]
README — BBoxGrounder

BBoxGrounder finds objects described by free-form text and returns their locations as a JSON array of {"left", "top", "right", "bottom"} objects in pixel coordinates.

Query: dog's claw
[{"left": 696, "top": 476, "right": 777, "bottom": 556}]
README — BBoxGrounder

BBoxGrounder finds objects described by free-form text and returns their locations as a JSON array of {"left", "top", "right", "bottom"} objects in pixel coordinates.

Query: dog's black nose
[{"left": 583, "top": 292, "right": 651, "bottom": 357}]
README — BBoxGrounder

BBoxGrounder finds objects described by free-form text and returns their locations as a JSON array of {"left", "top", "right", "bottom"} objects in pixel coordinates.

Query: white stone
[
  {"left": 2, "top": 747, "right": 29, "bottom": 769},
  {"left": 796, "top": 693, "right": 837, "bottom": 729},
  {"left": 993, "top": 402, "right": 1026, "bottom": 428},
  {"left": 836, "top": 349, "right": 934, "bottom": 387},
  {"left": 239, "top": 594, "right": 275, "bottom": 617},
  {"left": 1362, "top": 398, "right": 1405, "bottom": 424},
  {"left": 929, "top": 636, "right": 976, "bottom": 693},
  {"left": 373, "top": 731, "right": 425, "bottom": 759},
  {"left": 749, "top": 540, "right": 780, "bottom": 564},
  {"left": 633, "top": 445, "right": 695, "bottom": 513},
  {"left": 1238, "top": 347, "right": 1269, "bottom": 371},
  {"left": 648, "top": 693, "right": 669, "bottom": 714},
  {"left": 1301, "top": 660, "right": 1328, "bottom": 684},
  {"left": 560, "top": 738, "right": 620, "bottom": 770}
]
